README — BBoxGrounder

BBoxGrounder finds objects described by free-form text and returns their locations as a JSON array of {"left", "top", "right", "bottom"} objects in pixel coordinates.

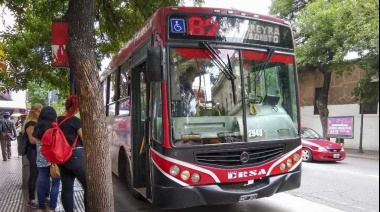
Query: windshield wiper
[
  {"left": 201, "top": 42, "right": 237, "bottom": 104},
  {"left": 254, "top": 47, "right": 276, "bottom": 82},
  {"left": 201, "top": 42, "right": 236, "bottom": 80},
  {"left": 227, "top": 54, "right": 237, "bottom": 104}
]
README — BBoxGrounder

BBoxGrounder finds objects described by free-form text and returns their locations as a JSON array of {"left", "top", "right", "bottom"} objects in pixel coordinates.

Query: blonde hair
[{"left": 23, "top": 103, "right": 43, "bottom": 131}]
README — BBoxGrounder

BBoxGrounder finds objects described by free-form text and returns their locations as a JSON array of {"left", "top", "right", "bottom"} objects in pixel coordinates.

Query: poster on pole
[
  {"left": 51, "top": 20, "right": 69, "bottom": 67},
  {"left": 327, "top": 116, "right": 354, "bottom": 138}
]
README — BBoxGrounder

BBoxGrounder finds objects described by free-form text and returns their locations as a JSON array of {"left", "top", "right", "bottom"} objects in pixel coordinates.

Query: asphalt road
[
  {"left": 288, "top": 157, "right": 379, "bottom": 212},
  {"left": 113, "top": 157, "right": 379, "bottom": 212}
]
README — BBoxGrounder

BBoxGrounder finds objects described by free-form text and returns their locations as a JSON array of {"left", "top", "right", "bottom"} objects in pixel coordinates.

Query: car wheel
[{"left": 302, "top": 148, "right": 313, "bottom": 162}]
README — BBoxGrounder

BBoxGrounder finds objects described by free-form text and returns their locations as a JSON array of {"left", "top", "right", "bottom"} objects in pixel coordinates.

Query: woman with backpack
[
  {"left": 23, "top": 103, "right": 51, "bottom": 209},
  {"left": 33, "top": 106, "right": 61, "bottom": 212},
  {"left": 57, "top": 95, "right": 87, "bottom": 212}
]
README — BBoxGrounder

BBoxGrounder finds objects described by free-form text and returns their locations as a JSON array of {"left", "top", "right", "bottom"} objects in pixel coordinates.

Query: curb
[{"left": 346, "top": 154, "right": 379, "bottom": 161}]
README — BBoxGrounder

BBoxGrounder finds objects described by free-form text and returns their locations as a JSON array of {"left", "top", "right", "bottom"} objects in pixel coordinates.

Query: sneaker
[
  {"left": 26, "top": 200, "right": 39, "bottom": 208},
  {"left": 45, "top": 197, "right": 50, "bottom": 204}
]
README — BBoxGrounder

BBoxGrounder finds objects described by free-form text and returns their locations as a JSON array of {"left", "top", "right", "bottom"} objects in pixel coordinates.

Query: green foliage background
[
  {"left": 270, "top": 0, "right": 379, "bottom": 104},
  {"left": 0, "top": 0, "right": 203, "bottom": 92}
]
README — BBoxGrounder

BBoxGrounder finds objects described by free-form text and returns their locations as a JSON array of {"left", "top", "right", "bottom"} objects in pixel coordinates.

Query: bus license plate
[
  {"left": 239, "top": 194, "right": 258, "bottom": 202},
  {"left": 333, "top": 154, "right": 340, "bottom": 158}
]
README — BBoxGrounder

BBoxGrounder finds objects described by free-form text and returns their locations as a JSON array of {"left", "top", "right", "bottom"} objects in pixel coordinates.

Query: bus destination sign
[{"left": 169, "top": 15, "right": 293, "bottom": 49}]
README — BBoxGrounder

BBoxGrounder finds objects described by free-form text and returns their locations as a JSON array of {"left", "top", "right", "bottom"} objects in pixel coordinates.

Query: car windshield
[{"left": 302, "top": 128, "right": 322, "bottom": 139}]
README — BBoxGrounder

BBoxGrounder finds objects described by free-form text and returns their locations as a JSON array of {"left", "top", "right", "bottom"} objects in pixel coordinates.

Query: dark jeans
[
  {"left": 27, "top": 148, "right": 50, "bottom": 201},
  {"left": 59, "top": 148, "right": 87, "bottom": 212},
  {"left": 37, "top": 167, "right": 60, "bottom": 210},
  {"left": 27, "top": 148, "right": 38, "bottom": 200}
]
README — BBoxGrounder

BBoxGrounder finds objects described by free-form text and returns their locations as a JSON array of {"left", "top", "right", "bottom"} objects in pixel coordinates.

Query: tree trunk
[
  {"left": 66, "top": 0, "right": 114, "bottom": 211},
  {"left": 316, "top": 70, "right": 332, "bottom": 138}
]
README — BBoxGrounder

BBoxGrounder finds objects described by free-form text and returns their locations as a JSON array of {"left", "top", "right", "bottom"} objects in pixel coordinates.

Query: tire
[
  {"left": 302, "top": 148, "right": 313, "bottom": 162},
  {"left": 118, "top": 149, "right": 143, "bottom": 199}
]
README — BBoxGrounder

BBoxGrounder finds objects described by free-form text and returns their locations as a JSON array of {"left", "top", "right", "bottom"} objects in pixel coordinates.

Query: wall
[
  {"left": 301, "top": 104, "right": 379, "bottom": 151},
  {"left": 0, "top": 90, "right": 27, "bottom": 114}
]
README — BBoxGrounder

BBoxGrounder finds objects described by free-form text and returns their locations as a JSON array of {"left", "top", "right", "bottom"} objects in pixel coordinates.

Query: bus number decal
[
  {"left": 188, "top": 16, "right": 218, "bottom": 37},
  {"left": 248, "top": 129, "right": 263, "bottom": 137}
]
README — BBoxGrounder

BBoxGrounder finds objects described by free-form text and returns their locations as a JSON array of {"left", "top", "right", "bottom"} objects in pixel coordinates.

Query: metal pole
[
  {"left": 48, "top": 91, "right": 51, "bottom": 106},
  {"left": 69, "top": 69, "right": 75, "bottom": 95},
  {"left": 358, "top": 103, "right": 364, "bottom": 153}
]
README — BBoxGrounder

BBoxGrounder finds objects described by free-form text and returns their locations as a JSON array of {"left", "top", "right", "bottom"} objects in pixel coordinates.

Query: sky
[
  {"left": 0, "top": 7, "right": 14, "bottom": 32},
  {"left": 185, "top": 0, "right": 271, "bottom": 15},
  {"left": 1, "top": 1, "right": 271, "bottom": 32}
]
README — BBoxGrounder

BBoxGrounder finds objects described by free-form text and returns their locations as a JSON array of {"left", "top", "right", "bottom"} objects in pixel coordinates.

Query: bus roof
[{"left": 105, "top": 6, "right": 290, "bottom": 76}]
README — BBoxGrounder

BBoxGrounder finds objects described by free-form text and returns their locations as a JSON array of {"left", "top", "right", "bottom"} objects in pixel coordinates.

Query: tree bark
[
  {"left": 316, "top": 70, "right": 332, "bottom": 138},
  {"left": 66, "top": 0, "right": 114, "bottom": 211}
]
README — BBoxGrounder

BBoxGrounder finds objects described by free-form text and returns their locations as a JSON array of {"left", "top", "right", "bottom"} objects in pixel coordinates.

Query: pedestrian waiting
[
  {"left": 33, "top": 106, "right": 61, "bottom": 212},
  {"left": 0, "top": 112, "right": 17, "bottom": 161},
  {"left": 23, "top": 103, "right": 51, "bottom": 209},
  {"left": 57, "top": 95, "right": 87, "bottom": 212}
]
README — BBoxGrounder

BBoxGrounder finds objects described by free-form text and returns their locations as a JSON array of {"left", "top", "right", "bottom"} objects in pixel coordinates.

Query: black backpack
[{"left": 21, "top": 132, "right": 28, "bottom": 155}]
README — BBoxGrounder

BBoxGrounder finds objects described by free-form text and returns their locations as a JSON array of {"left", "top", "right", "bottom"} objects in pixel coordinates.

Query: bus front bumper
[{"left": 151, "top": 170, "right": 301, "bottom": 209}]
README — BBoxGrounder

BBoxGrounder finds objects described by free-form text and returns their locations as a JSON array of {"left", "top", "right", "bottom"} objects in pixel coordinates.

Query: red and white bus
[{"left": 101, "top": 6, "right": 302, "bottom": 209}]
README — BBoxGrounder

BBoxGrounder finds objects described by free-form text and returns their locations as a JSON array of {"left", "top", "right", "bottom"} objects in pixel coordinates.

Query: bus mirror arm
[{"left": 147, "top": 47, "right": 165, "bottom": 82}]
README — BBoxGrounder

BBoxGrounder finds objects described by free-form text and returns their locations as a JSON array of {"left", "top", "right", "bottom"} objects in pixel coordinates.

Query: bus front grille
[{"left": 195, "top": 145, "right": 284, "bottom": 167}]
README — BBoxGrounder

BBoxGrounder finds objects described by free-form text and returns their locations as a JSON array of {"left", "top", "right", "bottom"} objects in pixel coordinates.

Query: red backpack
[{"left": 40, "top": 116, "right": 78, "bottom": 164}]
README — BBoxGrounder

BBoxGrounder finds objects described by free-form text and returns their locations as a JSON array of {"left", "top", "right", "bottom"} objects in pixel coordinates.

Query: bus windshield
[{"left": 169, "top": 47, "right": 298, "bottom": 147}]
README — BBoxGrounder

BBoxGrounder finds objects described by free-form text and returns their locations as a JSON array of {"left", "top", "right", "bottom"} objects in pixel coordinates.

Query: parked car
[{"left": 301, "top": 127, "right": 346, "bottom": 162}]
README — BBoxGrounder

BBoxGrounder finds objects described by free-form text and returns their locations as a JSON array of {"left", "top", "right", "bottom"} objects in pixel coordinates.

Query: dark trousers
[
  {"left": 0, "top": 138, "right": 11, "bottom": 160},
  {"left": 59, "top": 148, "right": 87, "bottom": 212},
  {"left": 27, "top": 148, "right": 38, "bottom": 200}
]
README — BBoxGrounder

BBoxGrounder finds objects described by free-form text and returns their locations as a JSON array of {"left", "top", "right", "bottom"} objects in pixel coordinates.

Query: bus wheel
[{"left": 302, "top": 148, "right": 313, "bottom": 162}]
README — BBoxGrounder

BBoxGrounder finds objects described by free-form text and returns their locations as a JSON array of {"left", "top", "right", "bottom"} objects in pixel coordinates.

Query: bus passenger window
[
  {"left": 152, "top": 82, "right": 163, "bottom": 143},
  {"left": 109, "top": 104, "right": 115, "bottom": 116},
  {"left": 109, "top": 73, "right": 116, "bottom": 103}
]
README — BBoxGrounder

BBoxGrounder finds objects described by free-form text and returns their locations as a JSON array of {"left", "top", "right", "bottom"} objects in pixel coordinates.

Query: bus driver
[{"left": 178, "top": 66, "right": 198, "bottom": 116}]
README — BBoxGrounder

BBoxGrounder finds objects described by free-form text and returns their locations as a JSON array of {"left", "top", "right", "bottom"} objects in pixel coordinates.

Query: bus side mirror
[{"left": 146, "top": 47, "right": 165, "bottom": 82}]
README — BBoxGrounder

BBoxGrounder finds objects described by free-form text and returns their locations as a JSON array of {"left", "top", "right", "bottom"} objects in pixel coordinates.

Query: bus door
[{"left": 131, "top": 64, "right": 149, "bottom": 196}]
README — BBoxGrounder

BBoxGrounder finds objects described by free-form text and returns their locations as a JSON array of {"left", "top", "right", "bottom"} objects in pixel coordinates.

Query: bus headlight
[
  {"left": 191, "top": 173, "right": 201, "bottom": 183},
  {"left": 169, "top": 165, "right": 180, "bottom": 176},
  {"left": 181, "top": 170, "right": 191, "bottom": 181},
  {"left": 286, "top": 158, "right": 293, "bottom": 167},
  {"left": 280, "top": 163, "right": 286, "bottom": 171},
  {"left": 293, "top": 153, "right": 301, "bottom": 162}
]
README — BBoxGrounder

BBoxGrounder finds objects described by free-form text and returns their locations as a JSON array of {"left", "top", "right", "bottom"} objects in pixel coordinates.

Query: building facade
[
  {"left": 0, "top": 89, "right": 27, "bottom": 115},
  {"left": 299, "top": 66, "right": 379, "bottom": 151}
]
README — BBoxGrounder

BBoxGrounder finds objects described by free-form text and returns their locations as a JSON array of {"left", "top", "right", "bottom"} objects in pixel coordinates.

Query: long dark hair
[{"left": 33, "top": 106, "right": 57, "bottom": 140}]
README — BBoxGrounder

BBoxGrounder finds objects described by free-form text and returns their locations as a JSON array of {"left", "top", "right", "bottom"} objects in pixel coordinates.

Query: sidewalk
[
  {"left": 0, "top": 140, "right": 84, "bottom": 212},
  {"left": 344, "top": 148, "right": 379, "bottom": 161}
]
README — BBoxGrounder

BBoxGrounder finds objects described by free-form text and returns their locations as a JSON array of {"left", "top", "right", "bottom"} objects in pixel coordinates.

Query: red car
[{"left": 301, "top": 127, "right": 346, "bottom": 162}]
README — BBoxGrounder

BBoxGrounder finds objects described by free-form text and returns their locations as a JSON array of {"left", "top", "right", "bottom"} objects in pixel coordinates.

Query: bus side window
[
  {"left": 120, "top": 62, "right": 131, "bottom": 115},
  {"left": 152, "top": 82, "right": 163, "bottom": 143}
]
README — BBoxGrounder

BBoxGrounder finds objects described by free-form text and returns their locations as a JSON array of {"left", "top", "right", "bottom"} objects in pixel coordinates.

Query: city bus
[{"left": 101, "top": 6, "right": 302, "bottom": 209}]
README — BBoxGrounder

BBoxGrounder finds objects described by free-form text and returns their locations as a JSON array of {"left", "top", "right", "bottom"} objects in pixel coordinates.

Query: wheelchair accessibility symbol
[{"left": 170, "top": 18, "right": 186, "bottom": 33}]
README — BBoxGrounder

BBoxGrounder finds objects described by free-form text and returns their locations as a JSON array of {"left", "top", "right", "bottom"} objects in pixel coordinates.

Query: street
[
  {"left": 112, "top": 157, "right": 379, "bottom": 212},
  {"left": 288, "top": 157, "right": 379, "bottom": 212}
]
